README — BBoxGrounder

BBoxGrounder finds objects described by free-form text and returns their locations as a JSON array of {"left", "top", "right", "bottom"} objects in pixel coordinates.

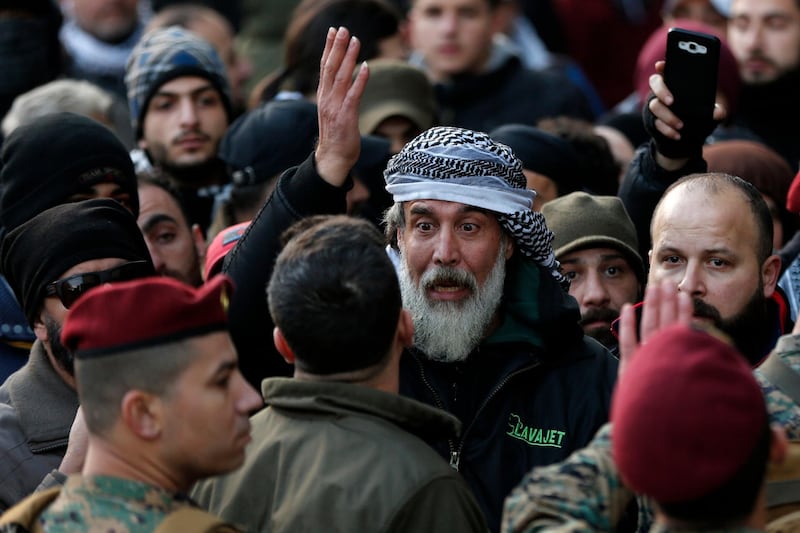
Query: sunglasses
[{"left": 46, "top": 260, "right": 153, "bottom": 309}]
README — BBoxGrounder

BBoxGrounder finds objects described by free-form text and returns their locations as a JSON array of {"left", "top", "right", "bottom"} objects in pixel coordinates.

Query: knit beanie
[
  {"left": 490, "top": 124, "right": 584, "bottom": 196},
  {"left": 542, "top": 192, "right": 644, "bottom": 282},
  {"left": 0, "top": 199, "right": 154, "bottom": 325},
  {"left": 358, "top": 59, "right": 436, "bottom": 135},
  {"left": 220, "top": 99, "right": 318, "bottom": 187},
  {"left": 0, "top": 112, "right": 138, "bottom": 237},
  {"left": 125, "top": 26, "right": 232, "bottom": 139}
]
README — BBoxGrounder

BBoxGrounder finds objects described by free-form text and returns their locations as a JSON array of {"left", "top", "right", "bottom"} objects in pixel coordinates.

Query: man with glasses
[
  {"left": 0, "top": 112, "right": 141, "bottom": 381},
  {"left": 0, "top": 199, "right": 154, "bottom": 511}
]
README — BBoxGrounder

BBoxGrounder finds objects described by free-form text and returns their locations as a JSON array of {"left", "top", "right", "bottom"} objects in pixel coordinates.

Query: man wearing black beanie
[
  {"left": 0, "top": 112, "right": 141, "bottom": 383},
  {"left": 0, "top": 199, "right": 154, "bottom": 512}
]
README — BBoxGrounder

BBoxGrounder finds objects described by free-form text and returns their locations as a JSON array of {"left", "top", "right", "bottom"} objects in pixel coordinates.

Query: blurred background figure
[
  {"left": 59, "top": 0, "right": 144, "bottom": 100},
  {"left": 0, "top": 0, "right": 64, "bottom": 127},
  {"left": 357, "top": 59, "right": 436, "bottom": 155}
]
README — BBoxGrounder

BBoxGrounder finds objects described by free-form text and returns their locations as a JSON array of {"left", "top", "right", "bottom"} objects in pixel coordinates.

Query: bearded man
[
  {"left": 649, "top": 172, "right": 787, "bottom": 365},
  {"left": 218, "top": 29, "right": 616, "bottom": 532},
  {"left": 382, "top": 127, "right": 617, "bottom": 531}
]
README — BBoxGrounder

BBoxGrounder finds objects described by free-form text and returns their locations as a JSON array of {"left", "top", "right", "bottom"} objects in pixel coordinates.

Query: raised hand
[
  {"left": 618, "top": 279, "right": 692, "bottom": 378},
  {"left": 314, "top": 26, "right": 370, "bottom": 187}
]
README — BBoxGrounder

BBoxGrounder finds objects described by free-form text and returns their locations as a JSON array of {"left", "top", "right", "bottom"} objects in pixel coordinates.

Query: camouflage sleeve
[
  {"left": 756, "top": 335, "right": 800, "bottom": 440},
  {"left": 502, "top": 423, "right": 651, "bottom": 533}
]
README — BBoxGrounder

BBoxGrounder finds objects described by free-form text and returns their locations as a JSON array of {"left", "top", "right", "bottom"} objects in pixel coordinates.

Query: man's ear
[
  {"left": 761, "top": 254, "right": 781, "bottom": 298},
  {"left": 33, "top": 315, "right": 48, "bottom": 343},
  {"left": 191, "top": 223, "right": 205, "bottom": 262},
  {"left": 273, "top": 328, "right": 295, "bottom": 364},
  {"left": 397, "top": 309, "right": 414, "bottom": 348},
  {"left": 121, "top": 390, "right": 162, "bottom": 440},
  {"left": 504, "top": 236, "right": 514, "bottom": 260}
]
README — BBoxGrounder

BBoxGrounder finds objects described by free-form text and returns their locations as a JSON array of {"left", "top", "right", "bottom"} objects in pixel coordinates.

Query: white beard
[{"left": 398, "top": 245, "right": 507, "bottom": 363}]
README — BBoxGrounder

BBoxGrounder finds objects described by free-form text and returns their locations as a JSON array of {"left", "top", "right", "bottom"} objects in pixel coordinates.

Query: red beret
[
  {"left": 62, "top": 275, "right": 233, "bottom": 358},
  {"left": 611, "top": 324, "right": 766, "bottom": 504},
  {"left": 787, "top": 170, "right": 800, "bottom": 213},
  {"left": 204, "top": 221, "right": 250, "bottom": 280}
]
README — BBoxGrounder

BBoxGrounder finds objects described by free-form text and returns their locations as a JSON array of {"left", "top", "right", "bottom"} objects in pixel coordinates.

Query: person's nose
[
  {"left": 178, "top": 98, "right": 200, "bottom": 129},
  {"left": 580, "top": 270, "right": 611, "bottom": 308},
  {"left": 432, "top": 227, "right": 461, "bottom": 267},
  {"left": 234, "top": 370, "right": 263, "bottom": 414},
  {"left": 677, "top": 261, "right": 705, "bottom": 298}
]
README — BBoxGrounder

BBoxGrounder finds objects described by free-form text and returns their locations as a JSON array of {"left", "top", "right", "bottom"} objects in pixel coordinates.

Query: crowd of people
[{"left": 1, "top": 0, "right": 800, "bottom": 531}]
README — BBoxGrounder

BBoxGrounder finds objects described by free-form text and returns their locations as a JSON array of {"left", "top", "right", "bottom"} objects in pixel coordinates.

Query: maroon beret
[
  {"left": 787, "top": 170, "right": 800, "bottom": 214},
  {"left": 62, "top": 275, "right": 233, "bottom": 358},
  {"left": 611, "top": 324, "right": 766, "bottom": 504}
]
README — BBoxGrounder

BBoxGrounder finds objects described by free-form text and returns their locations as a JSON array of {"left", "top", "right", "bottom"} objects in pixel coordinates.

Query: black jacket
[
  {"left": 433, "top": 53, "right": 594, "bottom": 132},
  {"left": 400, "top": 256, "right": 618, "bottom": 532},
  {"left": 618, "top": 141, "right": 707, "bottom": 262},
  {"left": 222, "top": 154, "right": 351, "bottom": 388},
  {"left": 223, "top": 155, "right": 617, "bottom": 533}
]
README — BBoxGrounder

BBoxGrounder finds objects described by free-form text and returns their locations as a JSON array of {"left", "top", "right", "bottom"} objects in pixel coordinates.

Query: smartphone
[{"left": 663, "top": 27, "right": 720, "bottom": 123}]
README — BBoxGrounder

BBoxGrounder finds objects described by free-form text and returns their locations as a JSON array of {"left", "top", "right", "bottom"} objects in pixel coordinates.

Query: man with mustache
[
  {"left": 1, "top": 275, "right": 261, "bottom": 531},
  {"left": 726, "top": 0, "right": 800, "bottom": 170},
  {"left": 648, "top": 172, "right": 785, "bottom": 366},
  {"left": 381, "top": 127, "right": 617, "bottom": 531},
  {"left": 219, "top": 27, "right": 616, "bottom": 531},
  {"left": 542, "top": 192, "right": 644, "bottom": 351},
  {"left": 126, "top": 26, "right": 233, "bottom": 232},
  {"left": 0, "top": 200, "right": 155, "bottom": 511}
]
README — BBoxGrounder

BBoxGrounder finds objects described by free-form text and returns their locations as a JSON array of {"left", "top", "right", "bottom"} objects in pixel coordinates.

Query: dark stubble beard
[
  {"left": 398, "top": 243, "right": 507, "bottom": 363},
  {"left": 44, "top": 314, "right": 74, "bottom": 376},
  {"left": 693, "top": 281, "right": 769, "bottom": 366}
]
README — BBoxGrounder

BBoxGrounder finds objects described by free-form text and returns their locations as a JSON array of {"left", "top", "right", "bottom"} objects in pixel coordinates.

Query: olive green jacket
[{"left": 193, "top": 378, "right": 487, "bottom": 532}]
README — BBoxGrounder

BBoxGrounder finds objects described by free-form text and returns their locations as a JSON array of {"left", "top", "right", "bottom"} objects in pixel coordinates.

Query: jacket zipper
[
  {"left": 414, "top": 352, "right": 541, "bottom": 471},
  {"left": 414, "top": 354, "right": 458, "bottom": 466}
]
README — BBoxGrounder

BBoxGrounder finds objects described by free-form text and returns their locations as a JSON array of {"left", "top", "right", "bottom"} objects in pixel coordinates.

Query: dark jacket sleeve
[
  {"left": 222, "top": 153, "right": 350, "bottom": 389},
  {"left": 618, "top": 140, "right": 707, "bottom": 262}
]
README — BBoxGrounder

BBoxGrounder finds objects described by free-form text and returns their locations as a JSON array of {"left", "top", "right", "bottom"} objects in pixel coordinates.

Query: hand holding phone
[{"left": 647, "top": 27, "right": 721, "bottom": 159}]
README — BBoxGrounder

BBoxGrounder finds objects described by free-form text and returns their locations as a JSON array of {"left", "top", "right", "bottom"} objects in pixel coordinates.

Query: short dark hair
[
  {"left": 76, "top": 338, "right": 197, "bottom": 434},
  {"left": 137, "top": 169, "right": 194, "bottom": 231},
  {"left": 659, "top": 421, "right": 771, "bottom": 525},
  {"left": 267, "top": 215, "right": 401, "bottom": 374},
  {"left": 657, "top": 172, "right": 774, "bottom": 263}
]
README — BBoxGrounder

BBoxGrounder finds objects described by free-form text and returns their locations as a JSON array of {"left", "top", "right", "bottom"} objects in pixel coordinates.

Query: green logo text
[{"left": 506, "top": 413, "right": 566, "bottom": 448}]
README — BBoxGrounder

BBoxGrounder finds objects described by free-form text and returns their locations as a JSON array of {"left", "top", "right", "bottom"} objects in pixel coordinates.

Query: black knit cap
[
  {"left": 220, "top": 99, "right": 319, "bottom": 187},
  {"left": 0, "top": 113, "right": 139, "bottom": 238},
  {"left": 490, "top": 124, "right": 584, "bottom": 196},
  {"left": 0, "top": 199, "right": 154, "bottom": 325}
]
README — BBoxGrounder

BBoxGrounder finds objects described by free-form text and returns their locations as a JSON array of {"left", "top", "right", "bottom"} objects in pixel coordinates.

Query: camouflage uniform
[
  {"left": 502, "top": 423, "right": 654, "bottom": 533},
  {"left": 37, "top": 475, "right": 198, "bottom": 532},
  {"left": 502, "top": 334, "right": 800, "bottom": 533},
  {"left": 756, "top": 335, "right": 800, "bottom": 440}
]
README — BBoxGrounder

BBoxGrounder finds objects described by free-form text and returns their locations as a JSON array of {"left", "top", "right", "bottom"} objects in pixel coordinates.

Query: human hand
[
  {"left": 644, "top": 61, "right": 726, "bottom": 166},
  {"left": 618, "top": 279, "right": 692, "bottom": 379},
  {"left": 59, "top": 406, "right": 89, "bottom": 475},
  {"left": 314, "top": 26, "right": 369, "bottom": 187}
]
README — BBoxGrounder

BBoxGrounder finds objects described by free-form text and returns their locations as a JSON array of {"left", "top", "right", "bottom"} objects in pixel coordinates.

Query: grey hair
[{"left": 2, "top": 79, "right": 115, "bottom": 136}]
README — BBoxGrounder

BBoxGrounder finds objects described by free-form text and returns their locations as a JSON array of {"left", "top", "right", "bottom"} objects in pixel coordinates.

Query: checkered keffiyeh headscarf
[
  {"left": 125, "top": 26, "right": 232, "bottom": 138},
  {"left": 384, "top": 126, "right": 568, "bottom": 289}
]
